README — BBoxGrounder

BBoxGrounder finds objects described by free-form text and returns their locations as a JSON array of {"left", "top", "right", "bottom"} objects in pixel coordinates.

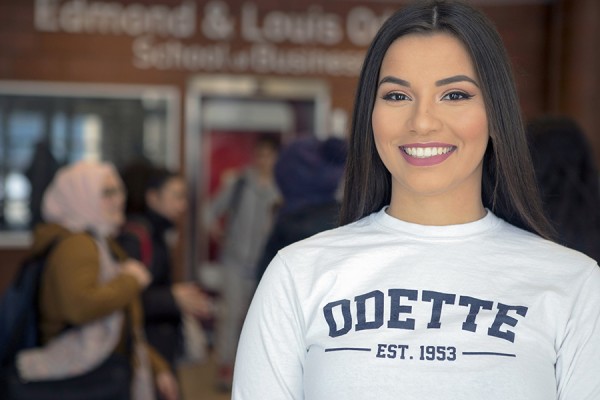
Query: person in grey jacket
[{"left": 205, "top": 134, "right": 280, "bottom": 390}]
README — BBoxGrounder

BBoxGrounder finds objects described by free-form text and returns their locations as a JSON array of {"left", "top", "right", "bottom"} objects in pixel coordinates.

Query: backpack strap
[
  {"left": 0, "top": 235, "right": 67, "bottom": 366},
  {"left": 228, "top": 175, "right": 247, "bottom": 218},
  {"left": 122, "top": 220, "right": 153, "bottom": 268}
]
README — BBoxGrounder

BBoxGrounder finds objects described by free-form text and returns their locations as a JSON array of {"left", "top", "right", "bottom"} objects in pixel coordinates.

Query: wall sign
[{"left": 34, "top": 0, "right": 393, "bottom": 76}]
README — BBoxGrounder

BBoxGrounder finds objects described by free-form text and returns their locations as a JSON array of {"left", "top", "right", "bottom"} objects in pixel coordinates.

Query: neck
[{"left": 387, "top": 188, "right": 486, "bottom": 226}]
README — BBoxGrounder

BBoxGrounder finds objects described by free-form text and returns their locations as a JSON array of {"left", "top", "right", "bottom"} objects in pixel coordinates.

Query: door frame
[{"left": 184, "top": 74, "right": 330, "bottom": 280}]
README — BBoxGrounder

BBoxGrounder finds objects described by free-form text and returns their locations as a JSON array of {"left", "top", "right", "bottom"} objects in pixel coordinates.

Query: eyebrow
[
  {"left": 378, "top": 74, "right": 479, "bottom": 88},
  {"left": 378, "top": 76, "right": 411, "bottom": 87},
  {"left": 435, "top": 75, "right": 479, "bottom": 87}
]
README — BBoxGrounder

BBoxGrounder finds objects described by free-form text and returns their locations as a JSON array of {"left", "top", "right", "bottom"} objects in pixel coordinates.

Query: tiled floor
[{"left": 177, "top": 356, "right": 231, "bottom": 400}]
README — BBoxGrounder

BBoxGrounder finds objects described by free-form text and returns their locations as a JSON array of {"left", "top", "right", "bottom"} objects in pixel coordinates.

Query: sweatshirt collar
[{"left": 373, "top": 206, "right": 501, "bottom": 239}]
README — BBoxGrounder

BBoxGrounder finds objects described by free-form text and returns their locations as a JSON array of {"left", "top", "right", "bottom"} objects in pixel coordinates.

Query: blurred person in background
[
  {"left": 16, "top": 160, "right": 178, "bottom": 400},
  {"left": 256, "top": 136, "right": 347, "bottom": 282},
  {"left": 118, "top": 162, "right": 212, "bottom": 370},
  {"left": 528, "top": 115, "right": 600, "bottom": 263},
  {"left": 205, "top": 134, "right": 281, "bottom": 390},
  {"left": 24, "top": 139, "right": 62, "bottom": 228}
]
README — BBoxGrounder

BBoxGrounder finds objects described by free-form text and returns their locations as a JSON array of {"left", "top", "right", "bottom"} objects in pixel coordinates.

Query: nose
[{"left": 407, "top": 99, "right": 442, "bottom": 136}]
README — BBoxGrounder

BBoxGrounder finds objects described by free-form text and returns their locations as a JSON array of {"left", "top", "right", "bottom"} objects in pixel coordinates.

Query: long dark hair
[
  {"left": 528, "top": 116, "right": 600, "bottom": 261},
  {"left": 340, "top": 0, "right": 554, "bottom": 239},
  {"left": 120, "top": 158, "right": 180, "bottom": 215}
]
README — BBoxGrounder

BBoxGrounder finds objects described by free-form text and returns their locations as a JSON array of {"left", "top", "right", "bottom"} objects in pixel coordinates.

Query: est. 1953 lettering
[{"left": 376, "top": 344, "right": 457, "bottom": 361}]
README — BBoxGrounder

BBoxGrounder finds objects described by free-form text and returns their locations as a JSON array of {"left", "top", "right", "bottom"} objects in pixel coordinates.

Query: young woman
[
  {"left": 118, "top": 165, "right": 211, "bottom": 369},
  {"left": 16, "top": 161, "right": 178, "bottom": 400},
  {"left": 232, "top": 1, "right": 600, "bottom": 399}
]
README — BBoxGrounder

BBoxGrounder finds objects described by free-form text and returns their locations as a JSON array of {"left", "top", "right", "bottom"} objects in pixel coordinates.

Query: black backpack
[
  {"left": 0, "top": 239, "right": 61, "bottom": 366},
  {"left": 0, "top": 235, "right": 133, "bottom": 400}
]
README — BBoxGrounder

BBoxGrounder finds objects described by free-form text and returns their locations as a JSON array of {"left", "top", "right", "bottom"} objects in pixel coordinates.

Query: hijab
[{"left": 42, "top": 160, "right": 122, "bottom": 236}]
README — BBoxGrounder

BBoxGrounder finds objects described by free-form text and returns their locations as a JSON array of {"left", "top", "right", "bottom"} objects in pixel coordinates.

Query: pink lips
[{"left": 399, "top": 143, "right": 456, "bottom": 167}]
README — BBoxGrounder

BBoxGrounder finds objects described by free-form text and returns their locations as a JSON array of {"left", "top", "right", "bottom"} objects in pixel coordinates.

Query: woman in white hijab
[{"left": 17, "top": 160, "right": 178, "bottom": 400}]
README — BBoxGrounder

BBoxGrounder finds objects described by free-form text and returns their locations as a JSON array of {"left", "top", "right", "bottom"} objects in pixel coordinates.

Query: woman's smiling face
[{"left": 372, "top": 32, "right": 489, "bottom": 206}]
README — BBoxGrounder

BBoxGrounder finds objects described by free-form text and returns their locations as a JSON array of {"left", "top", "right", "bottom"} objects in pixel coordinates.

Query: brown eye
[
  {"left": 382, "top": 92, "right": 410, "bottom": 101},
  {"left": 442, "top": 91, "right": 472, "bottom": 101}
]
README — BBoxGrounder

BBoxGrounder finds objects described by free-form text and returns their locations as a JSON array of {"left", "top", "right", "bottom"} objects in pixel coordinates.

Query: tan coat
[{"left": 31, "top": 223, "right": 170, "bottom": 375}]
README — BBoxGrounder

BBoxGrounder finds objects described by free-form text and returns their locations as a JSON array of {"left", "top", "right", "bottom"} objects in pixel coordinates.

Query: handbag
[{"left": 0, "top": 353, "right": 132, "bottom": 400}]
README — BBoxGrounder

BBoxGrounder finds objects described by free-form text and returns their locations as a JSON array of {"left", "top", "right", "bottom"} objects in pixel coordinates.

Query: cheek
[
  {"left": 102, "top": 198, "right": 124, "bottom": 215},
  {"left": 372, "top": 109, "right": 399, "bottom": 169},
  {"left": 177, "top": 198, "right": 188, "bottom": 211},
  {"left": 371, "top": 104, "right": 388, "bottom": 140},
  {"left": 170, "top": 197, "right": 187, "bottom": 216},
  {"left": 458, "top": 108, "right": 487, "bottom": 136},
  {"left": 372, "top": 103, "right": 405, "bottom": 145},
  {"left": 117, "top": 194, "right": 126, "bottom": 209},
  {"left": 451, "top": 111, "right": 489, "bottom": 151},
  {"left": 101, "top": 202, "right": 115, "bottom": 221},
  {"left": 111, "top": 194, "right": 125, "bottom": 211},
  {"left": 372, "top": 107, "right": 387, "bottom": 149}
]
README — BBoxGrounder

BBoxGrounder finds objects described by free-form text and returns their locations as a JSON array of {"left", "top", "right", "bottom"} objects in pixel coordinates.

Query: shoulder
[
  {"left": 121, "top": 217, "right": 153, "bottom": 240},
  {"left": 276, "top": 213, "right": 380, "bottom": 268},
  {"left": 108, "top": 238, "right": 129, "bottom": 261},
  {"left": 492, "top": 218, "right": 598, "bottom": 279},
  {"left": 258, "top": 214, "right": 385, "bottom": 305},
  {"left": 50, "top": 233, "right": 98, "bottom": 263},
  {"left": 283, "top": 214, "right": 372, "bottom": 246},
  {"left": 229, "top": 169, "right": 250, "bottom": 189},
  {"left": 496, "top": 219, "right": 592, "bottom": 260},
  {"left": 56, "top": 232, "right": 96, "bottom": 251}
]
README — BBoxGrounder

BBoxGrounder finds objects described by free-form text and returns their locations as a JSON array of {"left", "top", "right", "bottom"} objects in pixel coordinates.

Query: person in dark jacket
[
  {"left": 256, "top": 136, "right": 347, "bottom": 281},
  {"left": 118, "top": 163, "right": 211, "bottom": 369},
  {"left": 528, "top": 115, "right": 600, "bottom": 262},
  {"left": 25, "top": 139, "right": 62, "bottom": 227}
]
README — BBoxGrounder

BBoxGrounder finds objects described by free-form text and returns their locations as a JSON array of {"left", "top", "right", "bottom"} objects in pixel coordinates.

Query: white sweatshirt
[{"left": 233, "top": 208, "right": 600, "bottom": 400}]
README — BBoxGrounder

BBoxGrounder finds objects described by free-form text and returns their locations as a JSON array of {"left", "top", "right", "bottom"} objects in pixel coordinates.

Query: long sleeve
[
  {"left": 205, "top": 176, "right": 237, "bottom": 227},
  {"left": 555, "top": 264, "right": 600, "bottom": 399},
  {"left": 118, "top": 230, "right": 180, "bottom": 321},
  {"left": 117, "top": 230, "right": 143, "bottom": 261},
  {"left": 147, "top": 341, "right": 171, "bottom": 375},
  {"left": 141, "top": 286, "right": 180, "bottom": 321},
  {"left": 127, "top": 291, "right": 172, "bottom": 375},
  {"left": 42, "top": 234, "right": 141, "bottom": 327},
  {"left": 233, "top": 254, "right": 306, "bottom": 400}
]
